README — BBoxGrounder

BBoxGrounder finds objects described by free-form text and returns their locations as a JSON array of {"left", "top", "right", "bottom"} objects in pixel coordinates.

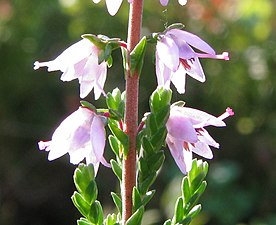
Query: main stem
[{"left": 122, "top": 0, "right": 143, "bottom": 223}]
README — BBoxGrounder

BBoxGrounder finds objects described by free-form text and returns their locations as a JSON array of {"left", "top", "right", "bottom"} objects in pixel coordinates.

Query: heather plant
[{"left": 34, "top": 1, "right": 233, "bottom": 224}]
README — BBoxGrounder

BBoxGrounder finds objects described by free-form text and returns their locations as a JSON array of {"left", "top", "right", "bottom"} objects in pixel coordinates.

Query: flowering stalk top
[
  {"left": 166, "top": 106, "right": 234, "bottom": 174},
  {"left": 156, "top": 28, "right": 229, "bottom": 94},
  {"left": 38, "top": 107, "right": 110, "bottom": 174},
  {"left": 34, "top": 38, "right": 107, "bottom": 99}
]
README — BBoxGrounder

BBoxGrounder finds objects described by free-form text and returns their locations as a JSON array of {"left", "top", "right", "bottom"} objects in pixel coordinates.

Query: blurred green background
[{"left": 1, "top": 0, "right": 276, "bottom": 224}]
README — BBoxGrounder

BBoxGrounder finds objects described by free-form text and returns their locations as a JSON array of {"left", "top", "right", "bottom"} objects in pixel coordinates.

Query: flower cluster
[{"left": 35, "top": 13, "right": 232, "bottom": 174}]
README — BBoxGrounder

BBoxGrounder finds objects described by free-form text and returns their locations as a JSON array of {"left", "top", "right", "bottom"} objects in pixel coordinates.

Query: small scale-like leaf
[
  {"left": 71, "top": 192, "right": 90, "bottom": 218},
  {"left": 130, "top": 36, "right": 147, "bottom": 76},
  {"left": 108, "top": 119, "right": 129, "bottom": 153},
  {"left": 163, "top": 219, "right": 172, "bottom": 225},
  {"left": 108, "top": 135, "right": 121, "bottom": 157},
  {"left": 77, "top": 218, "right": 92, "bottom": 225},
  {"left": 111, "top": 192, "right": 122, "bottom": 214},
  {"left": 133, "top": 187, "right": 142, "bottom": 211},
  {"left": 186, "top": 204, "right": 202, "bottom": 219},
  {"left": 80, "top": 101, "right": 97, "bottom": 112},
  {"left": 182, "top": 177, "right": 191, "bottom": 203},
  {"left": 139, "top": 172, "right": 156, "bottom": 195},
  {"left": 111, "top": 159, "right": 122, "bottom": 182},
  {"left": 125, "top": 206, "right": 144, "bottom": 225},
  {"left": 88, "top": 201, "right": 103, "bottom": 225},
  {"left": 141, "top": 190, "right": 156, "bottom": 207},
  {"left": 173, "top": 197, "right": 184, "bottom": 223}
]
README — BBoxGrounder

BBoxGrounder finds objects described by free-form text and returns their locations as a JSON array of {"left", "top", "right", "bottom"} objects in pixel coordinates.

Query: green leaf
[
  {"left": 121, "top": 46, "right": 128, "bottom": 77},
  {"left": 105, "top": 214, "right": 119, "bottom": 225},
  {"left": 141, "top": 137, "right": 154, "bottom": 154},
  {"left": 108, "top": 135, "right": 121, "bottom": 157},
  {"left": 148, "top": 151, "right": 165, "bottom": 172},
  {"left": 111, "top": 159, "right": 122, "bottom": 182},
  {"left": 173, "top": 197, "right": 184, "bottom": 223},
  {"left": 186, "top": 204, "right": 202, "bottom": 219},
  {"left": 130, "top": 36, "right": 147, "bottom": 76},
  {"left": 165, "top": 23, "right": 185, "bottom": 31},
  {"left": 83, "top": 180, "right": 98, "bottom": 205},
  {"left": 88, "top": 201, "right": 103, "bottom": 225},
  {"left": 80, "top": 101, "right": 97, "bottom": 112},
  {"left": 151, "top": 126, "right": 167, "bottom": 148},
  {"left": 155, "top": 107, "right": 170, "bottom": 128},
  {"left": 139, "top": 172, "right": 156, "bottom": 195},
  {"left": 125, "top": 206, "right": 144, "bottom": 225},
  {"left": 182, "top": 177, "right": 191, "bottom": 204},
  {"left": 111, "top": 192, "right": 122, "bottom": 214},
  {"left": 133, "top": 187, "right": 142, "bottom": 211},
  {"left": 163, "top": 219, "right": 172, "bottom": 225},
  {"left": 141, "top": 190, "right": 156, "bottom": 207},
  {"left": 74, "top": 164, "right": 95, "bottom": 195},
  {"left": 108, "top": 119, "right": 129, "bottom": 154},
  {"left": 71, "top": 192, "right": 90, "bottom": 218},
  {"left": 77, "top": 218, "right": 92, "bottom": 225},
  {"left": 82, "top": 34, "right": 105, "bottom": 49}
]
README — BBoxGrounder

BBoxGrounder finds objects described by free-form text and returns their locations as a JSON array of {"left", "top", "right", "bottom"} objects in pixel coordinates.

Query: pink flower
[
  {"left": 92, "top": 0, "right": 132, "bottom": 16},
  {"left": 34, "top": 39, "right": 107, "bottom": 100},
  {"left": 38, "top": 107, "right": 109, "bottom": 174},
  {"left": 166, "top": 106, "right": 234, "bottom": 174},
  {"left": 156, "top": 28, "right": 229, "bottom": 93},
  {"left": 160, "top": 0, "right": 187, "bottom": 6}
]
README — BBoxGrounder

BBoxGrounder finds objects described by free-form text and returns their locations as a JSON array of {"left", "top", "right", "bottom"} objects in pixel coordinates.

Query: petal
[
  {"left": 167, "top": 29, "right": 216, "bottom": 55},
  {"left": 60, "top": 58, "right": 88, "bottom": 82},
  {"left": 174, "top": 106, "right": 226, "bottom": 127},
  {"left": 190, "top": 141, "right": 213, "bottom": 159},
  {"left": 157, "top": 35, "right": 179, "bottom": 71},
  {"left": 166, "top": 111, "right": 198, "bottom": 143},
  {"left": 160, "top": 0, "right": 169, "bottom": 6},
  {"left": 155, "top": 53, "right": 172, "bottom": 89},
  {"left": 185, "top": 57, "right": 206, "bottom": 82},
  {"left": 178, "top": 0, "right": 187, "bottom": 5},
  {"left": 198, "top": 128, "right": 219, "bottom": 148},
  {"left": 106, "top": 0, "right": 123, "bottom": 16},
  {"left": 171, "top": 64, "right": 187, "bottom": 94},
  {"left": 93, "top": 63, "right": 107, "bottom": 100},
  {"left": 93, "top": 0, "right": 101, "bottom": 3},
  {"left": 78, "top": 55, "right": 107, "bottom": 99},
  {"left": 91, "top": 115, "right": 107, "bottom": 165},
  {"left": 166, "top": 135, "right": 192, "bottom": 174}
]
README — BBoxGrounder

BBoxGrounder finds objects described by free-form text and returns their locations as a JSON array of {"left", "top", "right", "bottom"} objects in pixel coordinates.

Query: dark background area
[{"left": 1, "top": 0, "right": 276, "bottom": 224}]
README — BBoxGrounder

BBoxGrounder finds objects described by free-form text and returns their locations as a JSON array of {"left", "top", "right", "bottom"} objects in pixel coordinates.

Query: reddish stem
[{"left": 122, "top": 0, "right": 143, "bottom": 223}]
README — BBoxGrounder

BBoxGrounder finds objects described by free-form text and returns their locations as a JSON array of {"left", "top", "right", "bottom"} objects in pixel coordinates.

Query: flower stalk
[{"left": 122, "top": 0, "right": 144, "bottom": 223}]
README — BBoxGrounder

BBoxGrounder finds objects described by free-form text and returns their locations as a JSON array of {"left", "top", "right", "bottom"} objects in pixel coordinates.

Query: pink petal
[
  {"left": 171, "top": 64, "right": 187, "bottom": 94},
  {"left": 91, "top": 115, "right": 108, "bottom": 166},
  {"left": 166, "top": 135, "right": 192, "bottom": 174},
  {"left": 185, "top": 57, "right": 205, "bottom": 82},
  {"left": 155, "top": 53, "right": 172, "bottom": 89},
  {"left": 160, "top": 0, "right": 169, "bottom": 6},
  {"left": 166, "top": 110, "right": 198, "bottom": 143},
  {"left": 167, "top": 29, "right": 215, "bottom": 55},
  {"left": 190, "top": 141, "right": 213, "bottom": 159},
  {"left": 157, "top": 35, "right": 179, "bottom": 71}
]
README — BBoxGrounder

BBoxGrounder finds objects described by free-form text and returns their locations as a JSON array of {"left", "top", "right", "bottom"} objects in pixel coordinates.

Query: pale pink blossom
[
  {"left": 34, "top": 39, "right": 107, "bottom": 99},
  {"left": 166, "top": 106, "right": 234, "bottom": 174},
  {"left": 160, "top": 0, "right": 187, "bottom": 6},
  {"left": 92, "top": 0, "right": 133, "bottom": 16},
  {"left": 156, "top": 28, "right": 229, "bottom": 93},
  {"left": 38, "top": 107, "right": 109, "bottom": 173}
]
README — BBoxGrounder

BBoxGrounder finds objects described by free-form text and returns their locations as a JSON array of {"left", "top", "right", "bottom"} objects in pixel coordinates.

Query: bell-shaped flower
[
  {"left": 160, "top": 0, "right": 187, "bottom": 6},
  {"left": 38, "top": 107, "right": 110, "bottom": 174},
  {"left": 156, "top": 28, "right": 229, "bottom": 94},
  {"left": 166, "top": 106, "right": 234, "bottom": 174},
  {"left": 34, "top": 38, "right": 107, "bottom": 99},
  {"left": 92, "top": 0, "right": 133, "bottom": 16}
]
